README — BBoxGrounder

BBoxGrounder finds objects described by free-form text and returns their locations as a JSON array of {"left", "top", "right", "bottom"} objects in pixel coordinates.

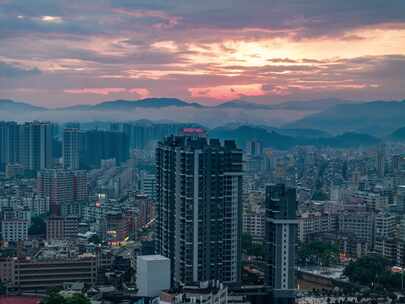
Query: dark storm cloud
[
  {"left": 1, "top": 0, "right": 404, "bottom": 40},
  {"left": 140, "top": 0, "right": 405, "bottom": 38}
]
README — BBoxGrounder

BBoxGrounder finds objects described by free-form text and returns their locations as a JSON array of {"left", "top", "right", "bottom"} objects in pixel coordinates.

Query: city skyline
[
  {"left": 0, "top": 1, "right": 405, "bottom": 107},
  {"left": 1, "top": 2, "right": 405, "bottom": 303}
]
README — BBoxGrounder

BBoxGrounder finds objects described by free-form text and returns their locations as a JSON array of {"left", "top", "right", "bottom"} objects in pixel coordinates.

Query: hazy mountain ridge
[
  {"left": 0, "top": 99, "right": 46, "bottom": 111},
  {"left": 91, "top": 98, "right": 203, "bottom": 110},
  {"left": 215, "top": 123, "right": 331, "bottom": 138},
  {"left": 1, "top": 98, "right": 404, "bottom": 136},
  {"left": 0, "top": 97, "right": 356, "bottom": 111},
  {"left": 390, "top": 127, "right": 405, "bottom": 141},
  {"left": 214, "top": 100, "right": 272, "bottom": 109},
  {"left": 270, "top": 98, "right": 355, "bottom": 111},
  {"left": 209, "top": 125, "right": 380, "bottom": 149},
  {"left": 286, "top": 100, "right": 405, "bottom": 136}
]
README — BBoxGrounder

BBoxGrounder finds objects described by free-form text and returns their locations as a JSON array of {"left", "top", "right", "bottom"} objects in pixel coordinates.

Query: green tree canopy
[
  {"left": 88, "top": 234, "right": 102, "bottom": 244},
  {"left": 65, "top": 294, "right": 91, "bottom": 304},
  {"left": 343, "top": 255, "right": 390, "bottom": 287},
  {"left": 242, "top": 233, "right": 265, "bottom": 258},
  {"left": 42, "top": 291, "right": 90, "bottom": 304},
  {"left": 298, "top": 240, "right": 339, "bottom": 267},
  {"left": 28, "top": 216, "right": 46, "bottom": 235}
]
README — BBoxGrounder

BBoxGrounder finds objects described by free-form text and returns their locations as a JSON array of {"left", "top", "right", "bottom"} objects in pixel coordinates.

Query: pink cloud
[
  {"left": 189, "top": 84, "right": 266, "bottom": 100},
  {"left": 64, "top": 87, "right": 150, "bottom": 98},
  {"left": 64, "top": 88, "right": 127, "bottom": 95},
  {"left": 128, "top": 88, "right": 150, "bottom": 98}
]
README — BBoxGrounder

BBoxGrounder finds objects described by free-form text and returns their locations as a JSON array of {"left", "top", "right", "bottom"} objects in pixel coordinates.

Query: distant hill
[
  {"left": 215, "top": 98, "right": 352, "bottom": 111},
  {"left": 263, "top": 127, "right": 331, "bottom": 138},
  {"left": 89, "top": 98, "right": 202, "bottom": 110},
  {"left": 209, "top": 125, "right": 380, "bottom": 149},
  {"left": 286, "top": 100, "right": 405, "bottom": 136},
  {"left": 214, "top": 100, "right": 271, "bottom": 109},
  {"left": 214, "top": 123, "right": 331, "bottom": 139},
  {"left": 389, "top": 127, "right": 405, "bottom": 141},
  {"left": 0, "top": 99, "right": 45, "bottom": 112},
  {"left": 209, "top": 125, "right": 296, "bottom": 149},
  {"left": 311, "top": 132, "right": 380, "bottom": 148},
  {"left": 271, "top": 98, "right": 353, "bottom": 111},
  {"left": 1, "top": 97, "right": 402, "bottom": 137}
]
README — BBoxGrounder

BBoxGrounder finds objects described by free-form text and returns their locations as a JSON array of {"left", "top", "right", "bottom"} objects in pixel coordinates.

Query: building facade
[
  {"left": 265, "top": 184, "right": 298, "bottom": 304},
  {"left": 37, "top": 169, "right": 88, "bottom": 215},
  {"left": 156, "top": 131, "right": 243, "bottom": 286},
  {"left": 63, "top": 128, "right": 80, "bottom": 170},
  {"left": 14, "top": 256, "right": 96, "bottom": 291},
  {"left": 0, "top": 121, "right": 53, "bottom": 173}
]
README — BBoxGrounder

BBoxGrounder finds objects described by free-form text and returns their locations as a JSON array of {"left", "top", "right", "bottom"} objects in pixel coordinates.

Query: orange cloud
[
  {"left": 64, "top": 88, "right": 127, "bottom": 95},
  {"left": 185, "top": 28, "right": 405, "bottom": 72},
  {"left": 128, "top": 88, "right": 150, "bottom": 98},
  {"left": 64, "top": 87, "right": 150, "bottom": 98},
  {"left": 189, "top": 84, "right": 265, "bottom": 100}
]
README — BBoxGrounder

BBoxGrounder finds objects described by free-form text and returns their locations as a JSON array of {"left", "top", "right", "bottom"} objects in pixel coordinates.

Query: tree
[
  {"left": 65, "top": 294, "right": 91, "bottom": 304},
  {"left": 242, "top": 233, "right": 253, "bottom": 253},
  {"left": 42, "top": 293, "right": 66, "bottom": 304},
  {"left": 311, "top": 190, "right": 329, "bottom": 201},
  {"left": 298, "top": 241, "right": 339, "bottom": 266},
  {"left": 42, "top": 292, "right": 91, "bottom": 304},
  {"left": 88, "top": 234, "right": 102, "bottom": 244},
  {"left": 241, "top": 233, "right": 264, "bottom": 258},
  {"left": 343, "top": 255, "right": 390, "bottom": 287},
  {"left": 28, "top": 216, "right": 46, "bottom": 235},
  {"left": 0, "top": 280, "right": 6, "bottom": 295}
]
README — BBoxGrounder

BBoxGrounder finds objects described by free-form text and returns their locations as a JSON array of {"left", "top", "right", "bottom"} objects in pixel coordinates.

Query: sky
[{"left": 0, "top": 0, "right": 405, "bottom": 107}]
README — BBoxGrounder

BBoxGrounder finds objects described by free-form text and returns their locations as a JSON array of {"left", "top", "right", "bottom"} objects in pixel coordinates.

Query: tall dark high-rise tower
[
  {"left": 79, "top": 130, "right": 129, "bottom": 168},
  {"left": 156, "top": 129, "right": 243, "bottom": 286},
  {"left": 265, "top": 184, "right": 297, "bottom": 304},
  {"left": 376, "top": 143, "right": 385, "bottom": 178},
  {"left": 1, "top": 121, "right": 53, "bottom": 173},
  {"left": 19, "top": 121, "right": 53, "bottom": 172},
  {"left": 63, "top": 128, "right": 80, "bottom": 170},
  {"left": 0, "top": 121, "right": 19, "bottom": 170}
]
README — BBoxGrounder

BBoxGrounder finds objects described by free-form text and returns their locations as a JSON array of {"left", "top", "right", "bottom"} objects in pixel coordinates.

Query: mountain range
[
  {"left": 209, "top": 125, "right": 381, "bottom": 149},
  {"left": 0, "top": 97, "right": 354, "bottom": 111},
  {"left": 1, "top": 98, "right": 405, "bottom": 137},
  {"left": 286, "top": 100, "right": 405, "bottom": 136},
  {"left": 0, "top": 99, "right": 46, "bottom": 111}
]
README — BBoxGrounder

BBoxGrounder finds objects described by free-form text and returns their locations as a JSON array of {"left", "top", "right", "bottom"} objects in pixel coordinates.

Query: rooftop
[
  {"left": 0, "top": 296, "right": 41, "bottom": 304},
  {"left": 138, "top": 254, "right": 169, "bottom": 261}
]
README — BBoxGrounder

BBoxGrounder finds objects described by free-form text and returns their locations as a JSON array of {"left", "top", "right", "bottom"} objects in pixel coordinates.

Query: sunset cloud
[
  {"left": 64, "top": 88, "right": 127, "bottom": 95},
  {"left": 0, "top": 0, "right": 404, "bottom": 107},
  {"left": 64, "top": 87, "right": 150, "bottom": 98},
  {"left": 189, "top": 84, "right": 266, "bottom": 100}
]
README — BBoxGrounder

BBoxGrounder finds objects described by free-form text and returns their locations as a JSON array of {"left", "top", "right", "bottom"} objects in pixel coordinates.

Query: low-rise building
[
  {"left": 1, "top": 220, "right": 28, "bottom": 242},
  {"left": 159, "top": 281, "right": 229, "bottom": 304},
  {"left": 14, "top": 255, "right": 97, "bottom": 291}
]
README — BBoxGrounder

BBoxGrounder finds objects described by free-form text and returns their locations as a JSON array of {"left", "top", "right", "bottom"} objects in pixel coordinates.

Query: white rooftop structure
[{"left": 137, "top": 255, "right": 171, "bottom": 298}]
